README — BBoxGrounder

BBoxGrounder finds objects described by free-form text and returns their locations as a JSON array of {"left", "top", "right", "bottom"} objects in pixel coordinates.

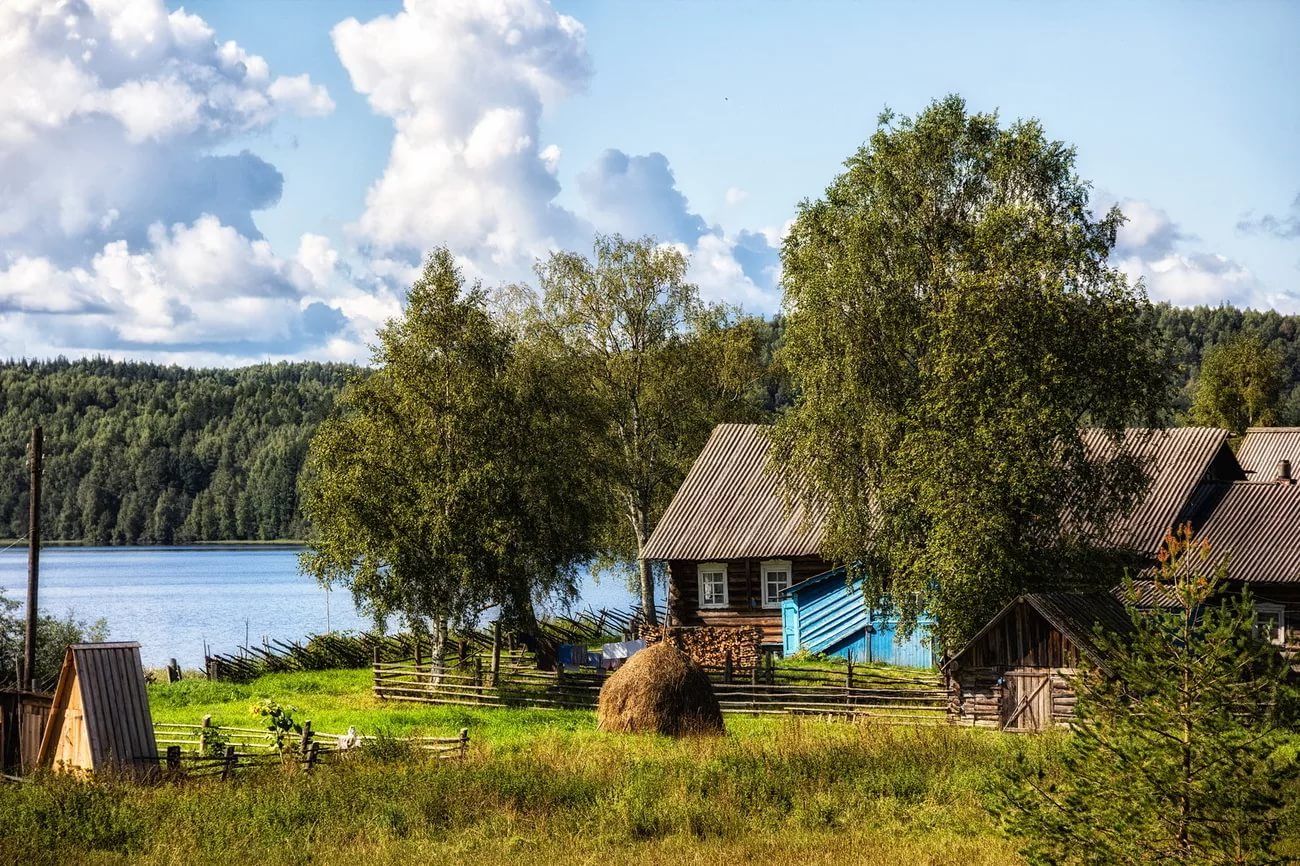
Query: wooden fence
[
  {"left": 146, "top": 719, "right": 469, "bottom": 780},
  {"left": 373, "top": 658, "right": 948, "bottom": 725}
]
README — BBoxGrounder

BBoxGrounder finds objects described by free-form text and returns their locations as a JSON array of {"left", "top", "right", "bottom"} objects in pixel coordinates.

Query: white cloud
[
  {"left": 725, "top": 187, "right": 748, "bottom": 206},
  {"left": 0, "top": 0, "right": 333, "bottom": 262},
  {"left": 333, "top": 0, "right": 591, "bottom": 276},
  {"left": 1110, "top": 197, "right": 1300, "bottom": 313}
]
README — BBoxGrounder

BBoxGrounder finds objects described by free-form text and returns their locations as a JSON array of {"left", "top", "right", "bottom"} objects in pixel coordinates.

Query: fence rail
[{"left": 373, "top": 660, "right": 948, "bottom": 725}]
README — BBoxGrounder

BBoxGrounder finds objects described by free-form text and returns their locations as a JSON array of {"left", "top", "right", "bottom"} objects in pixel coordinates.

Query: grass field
[{"left": 1, "top": 667, "right": 1045, "bottom": 865}]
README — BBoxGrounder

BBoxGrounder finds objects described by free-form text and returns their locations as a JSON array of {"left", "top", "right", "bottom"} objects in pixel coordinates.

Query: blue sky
[{"left": 2, "top": 0, "right": 1297, "bottom": 365}]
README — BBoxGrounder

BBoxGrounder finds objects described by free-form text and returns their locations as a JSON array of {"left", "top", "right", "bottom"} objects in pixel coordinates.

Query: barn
[
  {"left": 36, "top": 642, "right": 159, "bottom": 778},
  {"left": 780, "top": 567, "right": 935, "bottom": 667},
  {"left": 943, "top": 593, "right": 1132, "bottom": 731}
]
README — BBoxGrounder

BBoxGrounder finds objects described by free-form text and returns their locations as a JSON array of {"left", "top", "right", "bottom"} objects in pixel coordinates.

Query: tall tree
[
  {"left": 1190, "top": 331, "right": 1285, "bottom": 435},
  {"left": 772, "top": 96, "right": 1172, "bottom": 648},
  {"left": 299, "top": 249, "right": 603, "bottom": 657},
  {"left": 1004, "top": 526, "right": 1299, "bottom": 864},
  {"left": 532, "top": 235, "right": 766, "bottom": 622}
]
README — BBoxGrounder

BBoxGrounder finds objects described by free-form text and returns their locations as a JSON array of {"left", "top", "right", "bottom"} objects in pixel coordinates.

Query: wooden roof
[
  {"left": 643, "top": 424, "right": 825, "bottom": 561},
  {"left": 647, "top": 424, "right": 1234, "bottom": 563},
  {"left": 1237, "top": 428, "right": 1300, "bottom": 479},
  {"left": 37, "top": 642, "right": 158, "bottom": 773},
  {"left": 1079, "top": 426, "right": 1238, "bottom": 555},
  {"left": 947, "top": 592, "right": 1134, "bottom": 673},
  {"left": 1179, "top": 481, "right": 1300, "bottom": 583}
]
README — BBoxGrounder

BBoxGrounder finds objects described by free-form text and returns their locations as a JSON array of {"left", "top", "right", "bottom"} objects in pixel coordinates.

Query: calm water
[{"left": 0, "top": 546, "right": 643, "bottom": 668}]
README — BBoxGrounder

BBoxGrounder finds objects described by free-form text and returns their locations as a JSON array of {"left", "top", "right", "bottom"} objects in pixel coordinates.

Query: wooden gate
[{"left": 1000, "top": 671, "right": 1052, "bottom": 732}]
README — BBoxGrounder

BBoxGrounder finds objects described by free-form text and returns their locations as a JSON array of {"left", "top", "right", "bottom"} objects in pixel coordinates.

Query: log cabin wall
[
  {"left": 946, "top": 600, "right": 1085, "bottom": 730},
  {"left": 667, "top": 555, "right": 830, "bottom": 646}
]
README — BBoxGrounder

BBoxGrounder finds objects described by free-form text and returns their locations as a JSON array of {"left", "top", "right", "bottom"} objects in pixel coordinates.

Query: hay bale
[{"left": 597, "top": 641, "right": 724, "bottom": 736}]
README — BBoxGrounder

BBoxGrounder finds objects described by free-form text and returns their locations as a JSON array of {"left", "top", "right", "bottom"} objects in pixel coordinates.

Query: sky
[{"left": 1, "top": 0, "right": 1298, "bottom": 367}]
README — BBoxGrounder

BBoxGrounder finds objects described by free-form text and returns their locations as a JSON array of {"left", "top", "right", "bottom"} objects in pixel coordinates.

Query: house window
[
  {"left": 698, "top": 563, "right": 728, "bottom": 609},
  {"left": 761, "top": 559, "right": 792, "bottom": 608},
  {"left": 1255, "top": 602, "right": 1286, "bottom": 646}
]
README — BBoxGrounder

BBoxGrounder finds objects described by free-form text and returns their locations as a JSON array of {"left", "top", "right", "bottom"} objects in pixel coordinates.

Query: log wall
[{"left": 666, "top": 555, "right": 830, "bottom": 645}]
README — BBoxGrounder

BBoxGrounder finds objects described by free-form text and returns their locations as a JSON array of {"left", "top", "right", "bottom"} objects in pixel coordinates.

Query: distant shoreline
[{"left": 0, "top": 540, "right": 305, "bottom": 550}]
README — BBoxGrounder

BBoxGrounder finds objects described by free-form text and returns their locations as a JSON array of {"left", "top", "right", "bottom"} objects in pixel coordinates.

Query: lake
[{"left": 0, "top": 546, "right": 647, "bottom": 669}]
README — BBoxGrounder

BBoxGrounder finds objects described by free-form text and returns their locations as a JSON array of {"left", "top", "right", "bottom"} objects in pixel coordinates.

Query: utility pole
[{"left": 23, "top": 426, "right": 42, "bottom": 692}]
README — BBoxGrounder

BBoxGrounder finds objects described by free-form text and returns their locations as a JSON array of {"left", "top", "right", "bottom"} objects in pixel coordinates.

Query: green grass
[{"left": 0, "top": 668, "right": 1045, "bottom": 864}]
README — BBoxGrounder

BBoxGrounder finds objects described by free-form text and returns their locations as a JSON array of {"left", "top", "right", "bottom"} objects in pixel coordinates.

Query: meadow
[{"left": 0, "top": 668, "right": 1048, "bottom": 865}]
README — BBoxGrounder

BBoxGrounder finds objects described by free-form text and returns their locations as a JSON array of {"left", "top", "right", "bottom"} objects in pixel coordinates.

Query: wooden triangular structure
[{"left": 36, "top": 642, "right": 158, "bottom": 778}]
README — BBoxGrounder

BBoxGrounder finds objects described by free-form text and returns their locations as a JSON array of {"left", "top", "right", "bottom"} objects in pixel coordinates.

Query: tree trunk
[
  {"left": 632, "top": 506, "right": 658, "bottom": 626},
  {"left": 429, "top": 616, "right": 448, "bottom": 684}
]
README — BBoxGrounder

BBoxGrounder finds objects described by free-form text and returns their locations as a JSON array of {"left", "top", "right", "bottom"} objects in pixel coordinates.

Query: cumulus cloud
[
  {"left": 1237, "top": 192, "right": 1300, "bottom": 240},
  {"left": 0, "top": 215, "right": 399, "bottom": 362},
  {"left": 333, "top": 0, "right": 591, "bottom": 276},
  {"left": 725, "top": 187, "right": 748, "bottom": 206},
  {"left": 0, "top": 0, "right": 380, "bottom": 363},
  {"left": 578, "top": 150, "right": 708, "bottom": 244},
  {"left": 1110, "top": 197, "right": 1299, "bottom": 313},
  {"left": 0, "top": 0, "right": 333, "bottom": 263}
]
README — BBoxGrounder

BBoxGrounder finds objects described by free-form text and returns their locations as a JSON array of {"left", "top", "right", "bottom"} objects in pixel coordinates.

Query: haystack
[{"left": 597, "top": 641, "right": 724, "bottom": 735}]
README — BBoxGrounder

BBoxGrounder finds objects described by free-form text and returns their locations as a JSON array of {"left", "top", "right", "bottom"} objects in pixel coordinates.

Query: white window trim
[
  {"left": 698, "top": 562, "right": 729, "bottom": 609},
  {"left": 1255, "top": 602, "right": 1286, "bottom": 646},
  {"left": 761, "top": 559, "right": 792, "bottom": 609}
]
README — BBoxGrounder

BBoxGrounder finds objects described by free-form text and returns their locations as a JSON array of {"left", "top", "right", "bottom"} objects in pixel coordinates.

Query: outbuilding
[
  {"left": 780, "top": 567, "right": 935, "bottom": 667},
  {"left": 37, "top": 642, "right": 158, "bottom": 777},
  {"left": 943, "top": 593, "right": 1132, "bottom": 732}
]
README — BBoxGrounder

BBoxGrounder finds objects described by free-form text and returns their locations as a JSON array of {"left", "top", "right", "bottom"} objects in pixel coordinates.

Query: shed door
[{"left": 1001, "top": 671, "right": 1052, "bottom": 732}]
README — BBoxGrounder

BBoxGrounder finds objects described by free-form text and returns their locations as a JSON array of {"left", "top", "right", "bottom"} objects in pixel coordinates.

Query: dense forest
[
  {"left": 0, "top": 359, "right": 352, "bottom": 544},
  {"left": 0, "top": 302, "right": 1296, "bottom": 545}
]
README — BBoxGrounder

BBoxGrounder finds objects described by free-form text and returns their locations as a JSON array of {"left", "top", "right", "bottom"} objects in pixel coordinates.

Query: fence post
[
  {"left": 221, "top": 745, "right": 237, "bottom": 781},
  {"left": 200, "top": 714, "right": 212, "bottom": 754},
  {"left": 474, "top": 657, "right": 483, "bottom": 688},
  {"left": 299, "top": 720, "right": 313, "bottom": 756},
  {"left": 846, "top": 651, "right": 854, "bottom": 691},
  {"left": 724, "top": 649, "right": 733, "bottom": 684},
  {"left": 305, "top": 741, "right": 320, "bottom": 774},
  {"left": 491, "top": 620, "right": 501, "bottom": 687},
  {"left": 166, "top": 745, "right": 181, "bottom": 771},
  {"left": 167, "top": 658, "right": 181, "bottom": 683},
  {"left": 766, "top": 650, "right": 775, "bottom": 685},
  {"left": 459, "top": 728, "right": 469, "bottom": 759},
  {"left": 372, "top": 647, "right": 381, "bottom": 694}
]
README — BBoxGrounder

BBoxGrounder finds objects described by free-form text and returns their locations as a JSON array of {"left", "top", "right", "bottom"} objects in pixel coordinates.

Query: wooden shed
[
  {"left": 36, "top": 642, "right": 158, "bottom": 777},
  {"left": 0, "top": 688, "right": 53, "bottom": 775},
  {"left": 943, "top": 593, "right": 1132, "bottom": 732}
]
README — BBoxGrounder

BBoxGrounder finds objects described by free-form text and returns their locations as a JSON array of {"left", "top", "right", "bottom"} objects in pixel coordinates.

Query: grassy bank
[{"left": 0, "top": 669, "right": 1045, "bottom": 864}]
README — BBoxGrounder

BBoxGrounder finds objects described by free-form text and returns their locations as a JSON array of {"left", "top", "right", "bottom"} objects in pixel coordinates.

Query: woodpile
[{"left": 641, "top": 625, "right": 762, "bottom": 671}]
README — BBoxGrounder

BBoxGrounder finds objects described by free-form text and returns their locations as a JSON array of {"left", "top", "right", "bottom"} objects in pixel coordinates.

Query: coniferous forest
[{"left": 0, "top": 302, "right": 1297, "bottom": 545}]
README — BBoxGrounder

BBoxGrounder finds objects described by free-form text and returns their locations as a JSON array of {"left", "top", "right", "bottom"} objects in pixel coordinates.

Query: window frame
[
  {"left": 761, "top": 559, "right": 793, "bottom": 609},
  {"left": 1255, "top": 602, "right": 1286, "bottom": 646},
  {"left": 697, "top": 562, "right": 729, "bottom": 609}
]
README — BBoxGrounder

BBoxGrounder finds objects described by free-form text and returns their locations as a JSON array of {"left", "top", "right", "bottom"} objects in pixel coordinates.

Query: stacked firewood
[{"left": 641, "top": 625, "right": 763, "bottom": 670}]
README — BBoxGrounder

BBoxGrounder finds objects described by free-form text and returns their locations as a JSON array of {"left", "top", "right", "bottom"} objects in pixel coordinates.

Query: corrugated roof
[
  {"left": 945, "top": 592, "right": 1134, "bottom": 673},
  {"left": 1179, "top": 481, "right": 1300, "bottom": 583},
  {"left": 1080, "top": 427, "right": 1235, "bottom": 554},
  {"left": 1237, "top": 428, "right": 1300, "bottom": 479},
  {"left": 643, "top": 423, "right": 825, "bottom": 561}
]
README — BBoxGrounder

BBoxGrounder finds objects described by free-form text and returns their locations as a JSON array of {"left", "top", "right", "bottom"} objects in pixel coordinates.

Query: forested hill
[
  {"left": 0, "top": 359, "right": 356, "bottom": 544},
  {"left": 0, "top": 302, "right": 1297, "bottom": 545}
]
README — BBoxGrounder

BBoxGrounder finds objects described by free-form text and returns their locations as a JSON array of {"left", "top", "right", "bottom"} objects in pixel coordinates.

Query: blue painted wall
[{"left": 781, "top": 569, "right": 935, "bottom": 669}]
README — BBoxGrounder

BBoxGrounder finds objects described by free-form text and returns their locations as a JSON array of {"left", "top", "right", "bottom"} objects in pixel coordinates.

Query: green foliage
[
  {"left": 0, "top": 358, "right": 350, "bottom": 544},
  {"left": 299, "top": 249, "right": 604, "bottom": 641},
  {"left": 771, "top": 95, "right": 1172, "bottom": 649},
  {"left": 1190, "top": 331, "right": 1286, "bottom": 435},
  {"left": 0, "top": 587, "right": 107, "bottom": 688},
  {"left": 1003, "top": 526, "right": 1300, "bottom": 864},
  {"left": 250, "top": 698, "right": 303, "bottom": 751},
  {"left": 530, "top": 234, "right": 768, "bottom": 614}
]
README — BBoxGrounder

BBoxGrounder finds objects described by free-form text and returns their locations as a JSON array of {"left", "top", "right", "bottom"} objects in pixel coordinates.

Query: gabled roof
[
  {"left": 946, "top": 592, "right": 1133, "bottom": 673},
  {"left": 1237, "top": 428, "right": 1300, "bottom": 479},
  {"left": 643, "top": 423, "right": 825, "bottom": 561},
  {"left": 1179, "top": 481, "right": 1300, "bottom": 583},
  {"left": 1080, "top": 427, "right": 1238, "bottom": 555},
  {"left": 37, "top": 642, "right": 158, "bottom": 774}
]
